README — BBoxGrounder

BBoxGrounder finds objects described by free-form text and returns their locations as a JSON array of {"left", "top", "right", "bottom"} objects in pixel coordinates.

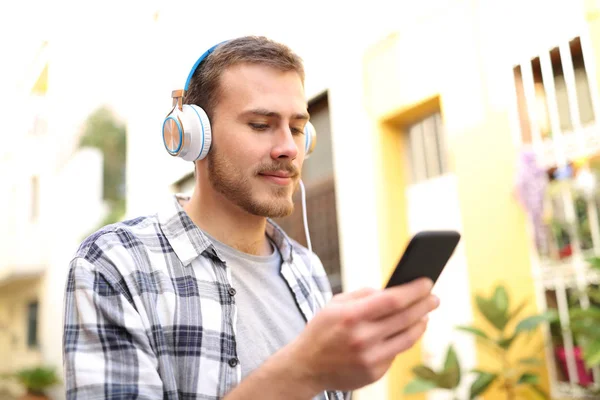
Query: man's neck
[{"left": 182, "top": 186, "right": 271, "bottom": 256}]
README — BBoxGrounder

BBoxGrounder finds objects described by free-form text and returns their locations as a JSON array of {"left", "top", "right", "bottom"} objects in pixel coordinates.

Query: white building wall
[{"left": 0, "top": 35, "right": 106, "bottom": 399}]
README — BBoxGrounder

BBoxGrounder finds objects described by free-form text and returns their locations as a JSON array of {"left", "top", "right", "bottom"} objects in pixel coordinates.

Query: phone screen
[{"left": 385, "top": 231, "right": 461, "bottom": 289}]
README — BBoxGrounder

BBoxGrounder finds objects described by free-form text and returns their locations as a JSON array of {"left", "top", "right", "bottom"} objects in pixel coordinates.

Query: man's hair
[{"left": 184, "top": 36, "right": 305, "bottom": 119}]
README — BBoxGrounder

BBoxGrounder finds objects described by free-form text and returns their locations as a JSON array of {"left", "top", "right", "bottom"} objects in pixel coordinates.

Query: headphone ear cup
[
  {"left": 178, "top": 104, "right": 212, "bottom": 161},
  {"left": 304, "top": 121, "right": 317, "bottom": 157},
  {"left": 162, "top": 109, "right": 185, "bottom": 157}
]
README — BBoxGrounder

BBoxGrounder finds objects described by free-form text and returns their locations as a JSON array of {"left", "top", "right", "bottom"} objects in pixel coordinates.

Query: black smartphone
[{"left": 384, "top": 230, "right": 461, "bottom": 289}]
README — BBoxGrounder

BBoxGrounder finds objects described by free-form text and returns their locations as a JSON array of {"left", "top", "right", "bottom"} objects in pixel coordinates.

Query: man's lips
[
  {"left": 260, "top": 170, "right": 293, "bottom": 178},
  {"left": 258, "top": 170, "right": 297, "bottom": 185}
]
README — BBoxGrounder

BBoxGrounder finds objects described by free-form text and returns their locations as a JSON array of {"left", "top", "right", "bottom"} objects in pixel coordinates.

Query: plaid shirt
[{"left": 63, "top": 195, "right": 346, "bottom": 399}]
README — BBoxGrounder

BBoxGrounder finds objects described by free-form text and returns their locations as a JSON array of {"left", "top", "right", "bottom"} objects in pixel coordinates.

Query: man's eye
[
  {"left": 249, "top": 123, "right": 269, "bottom": 131},
  {"left": 291, "top": 127, "right": 305, "bottom": 136}
]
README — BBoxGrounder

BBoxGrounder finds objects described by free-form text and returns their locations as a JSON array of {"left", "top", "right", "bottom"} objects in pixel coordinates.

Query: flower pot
[{"left": 555, "top": 346, "right": 594, "bottom": 386}]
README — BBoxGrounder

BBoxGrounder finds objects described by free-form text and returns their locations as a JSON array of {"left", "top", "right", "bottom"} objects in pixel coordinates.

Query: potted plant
[
  {"left": 567, "top": 257, "right": 600, "bottom": 371},
  {"left": 11, "top": 367, "right": 60, "bottom": 400},
  {"left": 404, "top": 284, "right": 555, "bottom": 399},
  {"left": 549, "top": 219, "right": 572, "bottom": 259},
  {"left": 550, "top": 317, "right": 595, "bottom": 387}
]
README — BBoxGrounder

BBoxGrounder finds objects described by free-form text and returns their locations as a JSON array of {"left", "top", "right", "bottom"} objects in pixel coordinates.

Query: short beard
[{"left": 207, "top": 147, "right": 299, "bottom": 218}]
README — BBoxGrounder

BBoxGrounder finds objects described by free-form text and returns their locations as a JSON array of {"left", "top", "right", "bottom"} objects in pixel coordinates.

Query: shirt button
[
  {"left": 228, "top": 287, "right": 237, "bottom": 296},
  {"left": 228, "top": 357, "right": 239, "bottom": 367}
]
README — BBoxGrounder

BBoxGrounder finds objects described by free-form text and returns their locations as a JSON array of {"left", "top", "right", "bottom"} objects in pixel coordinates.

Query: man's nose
[{"left": 271, "top": 126, "right": 299, "bottom": 160}]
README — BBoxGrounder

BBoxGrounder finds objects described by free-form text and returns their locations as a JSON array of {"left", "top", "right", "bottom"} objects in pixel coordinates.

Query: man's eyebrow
[{"left": 241, "top": 108, "right": 310, "bottom": 120}]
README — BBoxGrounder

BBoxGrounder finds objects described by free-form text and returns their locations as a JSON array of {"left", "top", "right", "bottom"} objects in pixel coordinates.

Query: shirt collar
[
  {"left": 157, "top": 194, "right": 295, "bottom": 266},
  {"left": 265, "top": 217, "right": 294, "bottom": 263}
]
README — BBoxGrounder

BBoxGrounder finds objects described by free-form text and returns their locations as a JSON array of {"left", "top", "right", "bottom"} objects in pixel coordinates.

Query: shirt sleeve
[{"left": 63, "top": 256, "right": 163, "bottom": 399}]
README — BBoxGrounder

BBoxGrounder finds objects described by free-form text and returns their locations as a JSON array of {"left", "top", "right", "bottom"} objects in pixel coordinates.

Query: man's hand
[
  {"left": 224, "top": 278, "right": 439, "bottom": 399},
  {"left": 289, "top": 277, "right": 439, "bottom": 393}
]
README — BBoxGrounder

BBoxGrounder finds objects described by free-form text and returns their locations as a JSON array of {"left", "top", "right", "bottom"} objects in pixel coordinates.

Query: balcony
[{"left": 511, "top": 32, "right": 600, "bottom": 398}]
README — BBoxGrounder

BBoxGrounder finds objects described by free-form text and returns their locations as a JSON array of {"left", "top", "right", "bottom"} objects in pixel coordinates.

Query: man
[{"left": 63, "top": 36, "right": 439, "bottom": 399}]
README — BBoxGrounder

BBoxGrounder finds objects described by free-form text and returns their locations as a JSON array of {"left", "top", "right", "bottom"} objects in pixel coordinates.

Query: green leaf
[
  {"left": 456, "top": 326, "right": 490, "bottom": 340},
  {"left": 570, "top": 320, "right": 600, "bottom": 338},
  {"left": 403, "top": 378, "right": 438, "bottom": 394},
  {"left": 437, "top": 368, "right": 461, "bottom": 389},
  {"left": 587, "top": 256, "right": 600, "bottom": 270},
  {"left": 517, "top": 372, "right": 539, "bottom": 385},
  {"left": 518, "top": 357, "right": 543, "bottom": 366},
  {"left": 507, "top": 299, "right": 528, "bottom": 322},
  {"left": 411, "top": 365, "right": 438, "bottom": 382},
  {"left": 570, "top": 307, "right": 600, "bottom": 321},
  {"left": 444, "top": 345, "right": 460, "bottom": 372},
  {"left": 497, "top": 334, "right": 516, "bottom": 350},
  {"left": 583, "top": 340, "right": 600, "bottom": 368},
  {"left": 493, "top": 286, "right": 509, "bottom": 315},
  {"left": 515, "top": 310, "right": 558, "bottom": 334},
  {"left": 469, "top": 371, "right": 497, "bottom": 399},
  {"left": 439, "top": 346, "right": 461, "bottom": 389},
  {"left": 476, "top": 295, "right": 507, "bottom": 331}
]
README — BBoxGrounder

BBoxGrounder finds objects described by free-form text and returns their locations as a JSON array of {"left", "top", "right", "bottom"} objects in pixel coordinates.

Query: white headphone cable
[
  {"left": 299, "top": 180, "right": 316, "bottom": 311},
  {"left": 300, "top": 180, "right": 351, "bottom": 400}
]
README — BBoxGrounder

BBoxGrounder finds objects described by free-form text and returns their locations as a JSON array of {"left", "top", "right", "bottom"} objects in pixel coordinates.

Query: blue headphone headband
[{"left": 183, "top": 41, "right": 228, "bottom": 92}]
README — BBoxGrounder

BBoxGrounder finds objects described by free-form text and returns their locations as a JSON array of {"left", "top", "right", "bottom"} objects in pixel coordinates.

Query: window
[
  {"left": 571, "top": 37, "right": 595, "bottom": 126},
  {"left": 406, "top": 112, "right": 448, "bottom": 183},
  {"left": 27, "top": 301, "right": 38, "bottom": 348},
  {"left": 513, "top": 36, "right": 596, "bottom": 144}
]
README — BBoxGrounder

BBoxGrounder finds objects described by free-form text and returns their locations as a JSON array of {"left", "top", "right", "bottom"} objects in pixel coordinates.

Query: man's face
[{"left": 206, "top": 63, "right": 308, "bottom": 218}]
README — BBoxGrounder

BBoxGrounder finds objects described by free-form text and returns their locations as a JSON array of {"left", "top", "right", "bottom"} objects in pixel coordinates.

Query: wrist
[{"left": 268, "top": 341, "right": 324, "bottom": 398}]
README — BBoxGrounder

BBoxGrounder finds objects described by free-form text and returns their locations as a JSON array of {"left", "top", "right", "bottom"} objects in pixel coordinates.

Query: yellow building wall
[
  {"left": 0, "top": 278, "right": 44, "bottom": 397},
  {"left": 0, "top": 278, "right": 43, "bottom": 373},
  {"left": 363, "top": 2, "right": 551, "bottom": 399}
]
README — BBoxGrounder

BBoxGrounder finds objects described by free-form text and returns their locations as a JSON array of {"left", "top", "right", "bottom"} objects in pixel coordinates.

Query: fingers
[
  {"left": 374, "top": 294, "right": 438, "bottom": 340},
  {"left": 331, "top": 287, "right": 379, "bottom": 304},
  {"left": 347, "top": 294, "right": 438, "bottom": 352},
  {"left": 367, "top": 318, "right": 429, "bottom": 366},
  {"left": 352, "top": 278, "right": 433, "bottom": 321}
]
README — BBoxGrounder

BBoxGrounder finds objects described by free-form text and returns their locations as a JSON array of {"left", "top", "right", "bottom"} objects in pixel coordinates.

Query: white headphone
[{"left": 161, "top": 41, "right": 317, "bottom": 162}]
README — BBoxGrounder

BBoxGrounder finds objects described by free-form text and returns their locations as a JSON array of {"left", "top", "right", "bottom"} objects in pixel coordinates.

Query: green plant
[
  {"left": 404, "top": 345, "right": 497, "bottom": 400},
  {"left": 11, "top": 367, "right": 59, "bottom": 396},
  {"left": 78, "top": 106, "right": 127, "bottom": 205},
  {"left": 403, "top": 284, "right": 556, "bottom": 399},
  {"left": 567, "top": 257, "right": 600, "bottom": 369},
  {"left": 577, "top": 198, "right": 594, "bottom": 250},
  {"left": 404, "top": 346, "right": 461, "bottom": 397},
  {"left": 78, "top": 106, "right": 127, "bottom": 236}
]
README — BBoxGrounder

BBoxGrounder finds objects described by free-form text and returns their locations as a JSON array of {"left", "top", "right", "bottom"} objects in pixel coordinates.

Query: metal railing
[{"left": 511, "top": 30, "right": 600, "bottom": 398}]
